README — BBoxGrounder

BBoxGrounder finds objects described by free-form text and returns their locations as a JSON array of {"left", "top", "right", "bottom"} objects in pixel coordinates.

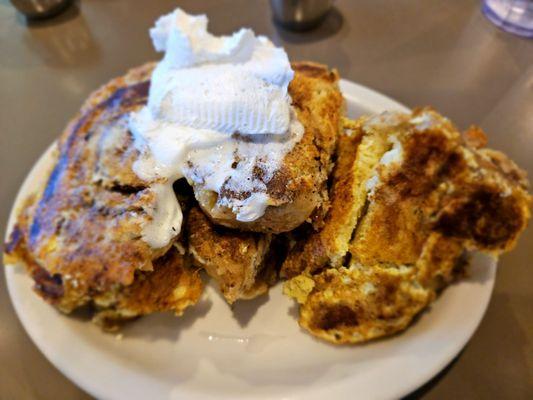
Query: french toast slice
[
  {"left": 186, "top": 205, "right": 274, "bottom": 304},
  {"left": 194, "top": 62, "right": 344, "bottom": 234},
  {"left": 4, "top": 63, "right": 203, "bottom": 322},
  {"left": 284, "top": 108, "right": 531, "bottom": 344}
]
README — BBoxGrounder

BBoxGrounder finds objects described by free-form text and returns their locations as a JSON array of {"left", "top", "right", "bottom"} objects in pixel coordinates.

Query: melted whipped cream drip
[
  {"left": 141, "top": 183, "right": 183, "bottom": 249},
  {"left": 129, "top": 8, "right": 302, "bottom": 248},
  {"left": 184, "top": 109, "right": 304, "bottom": 222}
]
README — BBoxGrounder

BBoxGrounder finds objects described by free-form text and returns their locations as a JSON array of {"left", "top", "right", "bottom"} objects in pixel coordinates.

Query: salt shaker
[
  {"left": 10, "top": 0, "right": 72, "bottom": 20},
  {"left": 269, "top": 0, "right": 333, "bottom": 31}
]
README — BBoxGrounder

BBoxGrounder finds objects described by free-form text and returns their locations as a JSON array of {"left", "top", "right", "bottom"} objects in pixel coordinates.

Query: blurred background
[{"left": 0, "top": 1, "right": 532, "bottom": 399}]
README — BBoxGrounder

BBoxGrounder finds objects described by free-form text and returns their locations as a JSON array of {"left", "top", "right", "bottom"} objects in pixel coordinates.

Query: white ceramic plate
[{"left": 5, "top": 80, "right": 496, "bottom": 400}]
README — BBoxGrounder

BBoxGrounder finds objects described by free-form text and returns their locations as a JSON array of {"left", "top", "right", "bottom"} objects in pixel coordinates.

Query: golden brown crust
[
  {"left": 196, "top": 62, "right": 344, "bottom": 233},
  {"left": 186, "top": 205, "right": 272, "bottom": 303},
  {"left": 297, "top": 265, "right": 432, "bottom": 344},
  {"left": 281, "top": 117, "right": 390, "bottom": 278},
  {"left": 293, "top": 232, "right": 466, "bottom": 344},
  {"left": 92, "top": 248, "right": 203, "bottom": 331},
  {"left": 349, "top": 111, "right": 461, "bottom": 266}
]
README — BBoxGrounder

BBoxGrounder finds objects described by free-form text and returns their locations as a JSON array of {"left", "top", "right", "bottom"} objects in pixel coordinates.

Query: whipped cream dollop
[
  {"left": 130, "top": 8, "right": 303, "bottom": 248},
  {"left": 145, "top": 8, "right": 293, "bottom": 134}
]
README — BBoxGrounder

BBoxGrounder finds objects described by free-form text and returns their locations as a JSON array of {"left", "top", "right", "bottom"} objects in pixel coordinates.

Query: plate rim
[{"left": 4, "top": 78, "right": 496, "bottom": 400}]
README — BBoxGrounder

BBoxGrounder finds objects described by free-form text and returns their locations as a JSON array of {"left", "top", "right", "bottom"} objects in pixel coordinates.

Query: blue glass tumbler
[{"left": 482, "top": 0, "right": 533, "bottom": 38}]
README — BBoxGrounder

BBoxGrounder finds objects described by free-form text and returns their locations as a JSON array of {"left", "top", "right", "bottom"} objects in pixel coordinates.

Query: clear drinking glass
[{"left": 482, "top": 0, "right": 533, "bottom": 38}]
